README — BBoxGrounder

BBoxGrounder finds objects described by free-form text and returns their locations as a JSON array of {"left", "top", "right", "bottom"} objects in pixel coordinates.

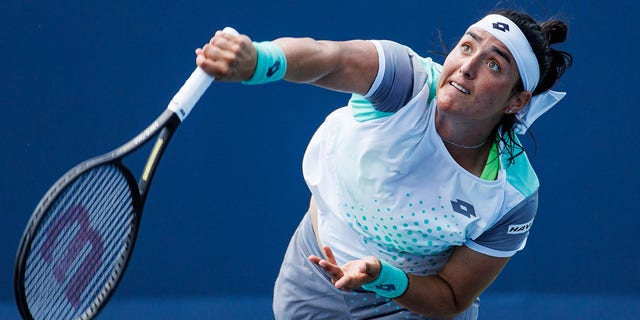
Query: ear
[{"left": 504, "top": 91, "right": 532, "bottom": 114}]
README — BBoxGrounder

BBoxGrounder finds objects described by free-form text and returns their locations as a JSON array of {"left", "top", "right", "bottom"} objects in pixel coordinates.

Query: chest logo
[{"left": 451, "top": 199, "right": 476, "bottom": 218}]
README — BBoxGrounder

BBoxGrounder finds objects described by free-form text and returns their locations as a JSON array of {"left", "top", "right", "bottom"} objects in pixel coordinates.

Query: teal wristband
[
  {"left": 361, "top": 259, "right": 409, "bottom": 299},
  {"left": 242, "top": 41, "right": 287, "bottom": 85}
]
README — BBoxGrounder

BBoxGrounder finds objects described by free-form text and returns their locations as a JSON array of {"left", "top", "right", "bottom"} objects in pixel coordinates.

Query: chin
[{"left": 435, "top": 94, "right": 457, "bottom": 112}]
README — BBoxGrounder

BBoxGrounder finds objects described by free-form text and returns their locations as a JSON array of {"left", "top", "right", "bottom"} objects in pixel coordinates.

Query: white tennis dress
[
  {"left": 302, "top": 40, "right": 539, "bottom": 275},
  {"left": 273, "top": 39, "right": 539, "bottom": 320}
]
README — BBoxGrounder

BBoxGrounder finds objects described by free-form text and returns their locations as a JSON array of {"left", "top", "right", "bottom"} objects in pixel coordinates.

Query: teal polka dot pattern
[{"left": 341, "top": 192, "right": 469, "bottom": 275}]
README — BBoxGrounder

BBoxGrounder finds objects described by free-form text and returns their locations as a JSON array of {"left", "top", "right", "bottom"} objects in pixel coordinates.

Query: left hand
[{"left": 308, "top": 246, "right": 382, "bottom": 291}]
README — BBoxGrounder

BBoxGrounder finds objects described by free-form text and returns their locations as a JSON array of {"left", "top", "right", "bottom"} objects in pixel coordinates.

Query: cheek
[
  {"left": 439, "top": 56, "right": 457, "bottom": 82},
  {"left": 474, "top": 82, "right": 513, "bottom": 111},
  {"left": 437, "top": 68, "right": 450, "bottom": 89},
  {"left": 476, "top": 75, "right": 513, "bottom": 97}
]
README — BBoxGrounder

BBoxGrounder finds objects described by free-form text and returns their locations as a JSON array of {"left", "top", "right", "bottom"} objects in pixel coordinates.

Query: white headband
[{"left": 469, "top": 14, "right": 566, "bottom": 134}]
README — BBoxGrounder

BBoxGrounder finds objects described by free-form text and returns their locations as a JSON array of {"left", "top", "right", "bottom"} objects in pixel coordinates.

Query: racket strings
[
  {"left": 28, "top": 167, "right": 132, "bottom": 319},
  {"left": 24, "top": 164, "right": 136, "bottom": 320}
]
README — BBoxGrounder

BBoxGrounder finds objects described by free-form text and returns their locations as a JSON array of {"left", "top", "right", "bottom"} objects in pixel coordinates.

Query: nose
[{"left": 459, "top": 55, "right": 481, "bottom": 80}]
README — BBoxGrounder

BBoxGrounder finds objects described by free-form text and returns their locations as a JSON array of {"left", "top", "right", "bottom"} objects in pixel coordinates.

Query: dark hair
[{"left": 491, "top": 9, "right": 573, "bottom": 163}]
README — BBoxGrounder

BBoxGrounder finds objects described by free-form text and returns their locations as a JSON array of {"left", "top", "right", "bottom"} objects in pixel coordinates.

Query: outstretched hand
[
  {"left": 195, "top": 29, "right": 257, "bottom": 81},
  {"left": 308, "top": 246, "right": 382, "bottom": 291}
]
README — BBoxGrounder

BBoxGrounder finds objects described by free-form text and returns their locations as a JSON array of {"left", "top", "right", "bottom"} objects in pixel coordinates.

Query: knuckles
[{"left": 201, "top": 34, "right": 252, "bottom": 79}]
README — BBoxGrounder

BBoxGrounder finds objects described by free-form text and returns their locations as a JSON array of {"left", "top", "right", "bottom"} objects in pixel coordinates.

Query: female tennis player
[{"left": 196, "top": 8, "right": 572, "bottom": 319}]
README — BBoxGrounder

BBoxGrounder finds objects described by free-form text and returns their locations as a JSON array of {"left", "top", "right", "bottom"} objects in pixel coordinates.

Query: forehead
[{"left": 463, "top": 27, "right": 515, "bottom": 61}]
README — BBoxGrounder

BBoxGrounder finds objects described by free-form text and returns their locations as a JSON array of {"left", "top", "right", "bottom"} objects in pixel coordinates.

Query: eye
[
  {"left": 460, "top": 43, "right": 472, "bottom": 54},
  {"left": 486, "top": 60, "right": 501, "bottom": 72}
]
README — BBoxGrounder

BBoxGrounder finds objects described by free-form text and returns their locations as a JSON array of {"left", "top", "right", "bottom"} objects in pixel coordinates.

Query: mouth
[{"left": 450, "top": 81, "right": 470, "bottom": 94}]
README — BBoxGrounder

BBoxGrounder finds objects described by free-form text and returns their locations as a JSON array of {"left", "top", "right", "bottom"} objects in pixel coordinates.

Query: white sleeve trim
[
  {"left": 364, "top": 40, "right": 385, "bottom": 98},
  {"left": 464, "top": 238, "right": 527, "bottom": 258}
]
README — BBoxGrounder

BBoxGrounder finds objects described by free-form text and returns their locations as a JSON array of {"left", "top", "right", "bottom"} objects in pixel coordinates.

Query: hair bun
[{"left": 541, "top": 20, "right": 568, "bottom": 45}]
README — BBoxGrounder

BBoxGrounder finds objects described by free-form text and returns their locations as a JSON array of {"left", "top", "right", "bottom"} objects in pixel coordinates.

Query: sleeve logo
[{"left": 507, "top": 219, "right": 534, "bottom": 234}]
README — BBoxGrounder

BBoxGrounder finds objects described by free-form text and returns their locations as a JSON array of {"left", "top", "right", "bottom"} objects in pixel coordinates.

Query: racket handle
[{"left": 168, "top": 26, "right": 240, "bottom": 121}]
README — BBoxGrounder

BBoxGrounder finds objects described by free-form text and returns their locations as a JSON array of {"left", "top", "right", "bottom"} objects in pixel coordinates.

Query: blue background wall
[{"left": 1, "top": 0, "right": 639, "bottom": 318}]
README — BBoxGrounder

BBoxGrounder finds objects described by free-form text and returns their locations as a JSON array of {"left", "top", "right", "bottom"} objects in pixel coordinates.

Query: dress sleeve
[
  {"left": 363, "top": 40, "right": 415, "bottom": 113},
  {"left": 465, "top": 190, "right": 539, "bottom": 258},
  {"left": 349, "top": 40, "right": 441, "bottom": 122}
]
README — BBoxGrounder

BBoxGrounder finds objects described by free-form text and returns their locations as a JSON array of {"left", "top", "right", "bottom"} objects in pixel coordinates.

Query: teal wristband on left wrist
[{"left": 361, "top": 259, "right": 409, "bottom": 299}]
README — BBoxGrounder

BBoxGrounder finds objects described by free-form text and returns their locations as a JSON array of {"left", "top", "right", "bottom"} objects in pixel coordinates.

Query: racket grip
[{"left": 168, "top": 27, "right": 240, "bottom": 121}]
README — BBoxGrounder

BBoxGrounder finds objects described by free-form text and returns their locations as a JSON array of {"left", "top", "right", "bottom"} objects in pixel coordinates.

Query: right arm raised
[{"left": 196, "top": 30, "right": 379, "bottom": 95}]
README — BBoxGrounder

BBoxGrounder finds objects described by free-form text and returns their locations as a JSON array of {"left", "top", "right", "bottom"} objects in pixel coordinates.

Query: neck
[
  {"left": 435, "top": 119, "right": 491, "bottom": 151},
  {"left": 435, "top": 109, "right": 496, "bottom": 177},
  {"left": 440, "top": 134, "right": 487, "bottom": 149},
  {"left": 442, "top": 135, "right": 494, "bottom": 177}
]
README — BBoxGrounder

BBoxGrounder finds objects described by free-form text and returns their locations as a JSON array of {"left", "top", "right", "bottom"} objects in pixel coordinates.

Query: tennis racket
[{"left": 14, "top": 27, "right": 239, "bottom": 320}]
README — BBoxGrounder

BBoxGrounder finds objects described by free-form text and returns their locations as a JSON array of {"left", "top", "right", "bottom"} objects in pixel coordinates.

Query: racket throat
[{"left": 137, "top": 113, "right": 180, "bottom": 205}]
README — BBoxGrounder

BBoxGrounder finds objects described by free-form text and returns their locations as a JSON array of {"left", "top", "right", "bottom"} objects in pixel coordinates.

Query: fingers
[
  {"left": 334, "top": 276, "right": 355, "bottom": 290},
  {"left": 209, "top": 30, "right": 242, "bottom": 51},
  {"left": 308, "top": 252, "right": 384, "bottom": 292},
  {"left": 323, "top": 246, "right": 337, "bottom": 264},
  {"left": 308, "top": 255, "right": 322, "bottom": 265},
  {"left": 334, "top": 260, "right": 375, "bottom": 290},
  {"left": 308, "top": 255, "right": 344, "bottom": 282},
  {"left": 195, "top": 29, "right": 256, "bottom": 81},
  {"left": 197, "top": 40, "right": 235, "bottom": 76},
  {"left": 309, "top": 247, "right": 385, "bottom": 292},
  {"left": 309, "top": 246, "right": 342, "bottom": 282}
]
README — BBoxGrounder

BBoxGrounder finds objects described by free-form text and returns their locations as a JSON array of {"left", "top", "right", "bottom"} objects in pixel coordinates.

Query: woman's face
[{"left": 436, "top": 28, "right": 528, "bottom": 124}]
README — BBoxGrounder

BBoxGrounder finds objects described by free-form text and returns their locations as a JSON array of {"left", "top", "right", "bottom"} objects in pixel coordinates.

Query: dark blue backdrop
[{"left": 2, "top": 0, "right": 639, "bottom": 318}]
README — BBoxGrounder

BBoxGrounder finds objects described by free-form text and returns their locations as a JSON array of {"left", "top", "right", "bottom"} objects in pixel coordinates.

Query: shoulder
[
  {"left": 502, "top": 141, "right": 539, "bottom": 198},
  {"left": 464, "top": 141, "right": 541, "bottom": 258},
  {"left": 349, "top": 40, "right": 443, "bottom": 122}
]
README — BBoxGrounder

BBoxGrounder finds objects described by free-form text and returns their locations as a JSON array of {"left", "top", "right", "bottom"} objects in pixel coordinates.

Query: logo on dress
[{"left": 451, "top": 199, "right": 476, "bottom": 218}]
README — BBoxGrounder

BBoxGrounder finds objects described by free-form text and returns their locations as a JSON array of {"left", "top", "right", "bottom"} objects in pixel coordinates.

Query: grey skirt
[{"left": 272, "top": 213, "right": 479, "bottom": 319}]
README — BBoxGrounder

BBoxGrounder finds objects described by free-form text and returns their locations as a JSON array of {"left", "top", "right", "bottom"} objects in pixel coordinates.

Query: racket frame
[
  {"left": 14, "top": 26, "right": 239, "bottom": 319},
  {"left": 14, "top": 109, "right": 181, "bottom": 320}
]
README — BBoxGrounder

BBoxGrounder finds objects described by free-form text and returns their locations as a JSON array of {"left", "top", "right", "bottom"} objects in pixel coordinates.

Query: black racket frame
[{"left": 14, "top": 109, "right": 181, "bottom": 320}]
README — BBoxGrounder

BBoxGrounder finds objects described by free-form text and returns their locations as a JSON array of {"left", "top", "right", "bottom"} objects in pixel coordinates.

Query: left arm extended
[{"left": 309, "top": 245, "right": 509, "bottom": 318}]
